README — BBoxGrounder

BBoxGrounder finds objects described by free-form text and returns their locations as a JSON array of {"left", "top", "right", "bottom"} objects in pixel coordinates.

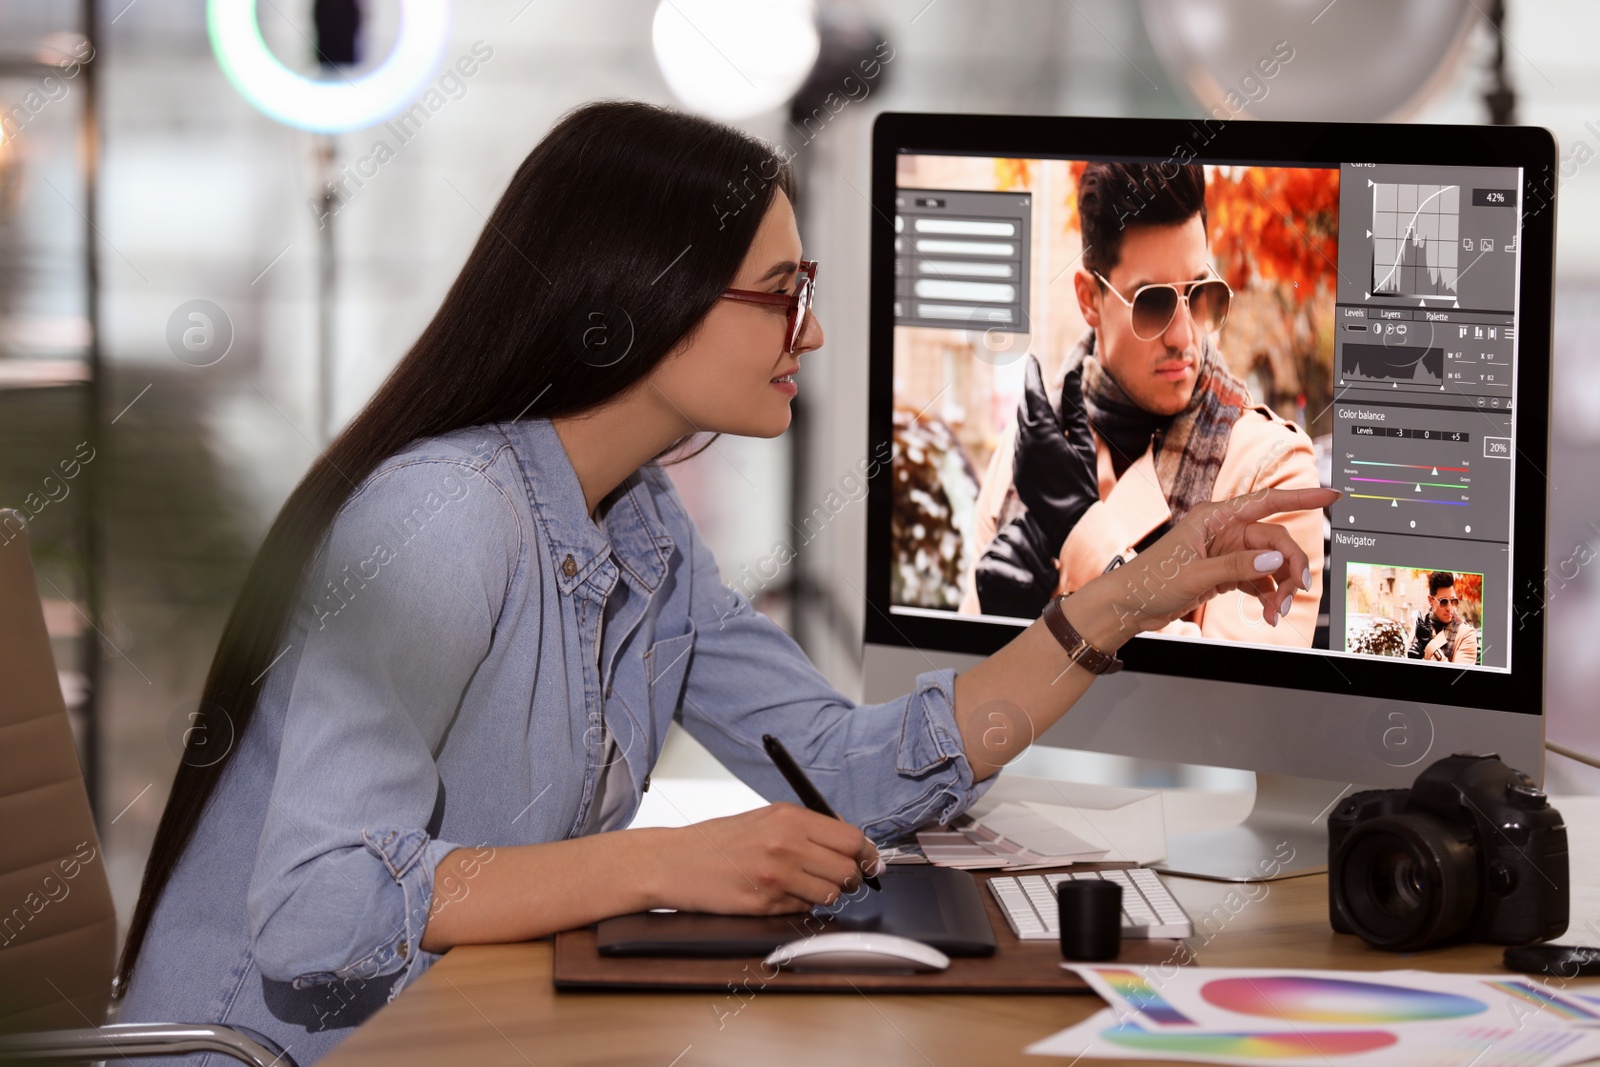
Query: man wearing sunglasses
[
  {"left": 963, "top": 160, "right": 1325, "bottom": 645},
  {"left": 1408, "top": 571, "right": 1480, "bottom": 664}
]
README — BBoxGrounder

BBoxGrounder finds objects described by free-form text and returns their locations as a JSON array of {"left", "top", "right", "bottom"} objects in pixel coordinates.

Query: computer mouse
[{"left": 763, "top": 932, "right": 951, "bottom": 973}]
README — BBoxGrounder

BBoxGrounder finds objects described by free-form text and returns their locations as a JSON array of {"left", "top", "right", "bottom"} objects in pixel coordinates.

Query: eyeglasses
[
  {"left": 1432, "top": 596, "right": 1461, "bottom": 606},
  {"left": 721, "top": 260, "right": 817, "bottom": 353},
  {"left": 1092, "top": 265, "right": 1232, "bottom": 342}
]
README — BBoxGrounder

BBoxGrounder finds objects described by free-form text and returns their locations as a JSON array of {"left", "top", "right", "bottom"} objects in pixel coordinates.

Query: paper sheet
[
  {"left": 915, "top": 801, "right": 1109, "bottom": 869},
  {"left": 1069, "top": 964, "right": 1600, "bottom": 1032},
  {"left": 962, "top": 775, "right": 1168, "bottom": 865},
  {"left": 1025, "top": 1006, "right": 1600, "bottom": 1066},
  {"left": 1024, "top": 966, "right": 1600, "bottom": 1066}
]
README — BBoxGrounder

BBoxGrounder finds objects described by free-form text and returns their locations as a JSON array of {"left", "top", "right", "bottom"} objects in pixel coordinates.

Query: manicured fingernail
[
  {"left": 1302, "top": 566, "right": 1311, "bottom": 589},
  {"left": 1280, "top": 594, "right": 1293, "bottom": 618},
  {"left": 870, "top": 856, "right": 886, "bottom": 876},
  {"left": 1253, "top": 551, "right": 1283, "bottom": 573}
]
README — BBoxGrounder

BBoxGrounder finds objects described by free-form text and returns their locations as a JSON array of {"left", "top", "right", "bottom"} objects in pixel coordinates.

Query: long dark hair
[{"left": 116, "top": 99, "right": 795, "bottom": 993}]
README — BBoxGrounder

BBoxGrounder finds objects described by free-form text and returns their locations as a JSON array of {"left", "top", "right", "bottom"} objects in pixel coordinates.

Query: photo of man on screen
[
  {"left": 959, "top": 161, "right": 1325, "bottom": 645},
  {"left": 1408, "top": 571, "right": 1481, "bottom": 664}
]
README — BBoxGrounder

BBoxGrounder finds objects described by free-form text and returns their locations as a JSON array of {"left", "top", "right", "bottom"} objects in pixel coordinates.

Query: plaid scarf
[
  {"left": 1062, "top": 329, "right": 1253, "bottom": 523},
  {"left": 1420, "top": 612, "right": 1465, "bottom": 661}
]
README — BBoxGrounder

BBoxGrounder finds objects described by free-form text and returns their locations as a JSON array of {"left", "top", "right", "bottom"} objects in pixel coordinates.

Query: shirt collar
[{"left": 499, "top": 416, "right": 675, "bottom": 597}]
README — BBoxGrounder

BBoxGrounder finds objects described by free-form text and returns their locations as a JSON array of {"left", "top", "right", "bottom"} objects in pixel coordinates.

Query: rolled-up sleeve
[
  {"left": 247, "top": 455, "right": 520, "bottom": 997},
  {"left": 648, "top": 468, "right": 997, "bottom": 845}
]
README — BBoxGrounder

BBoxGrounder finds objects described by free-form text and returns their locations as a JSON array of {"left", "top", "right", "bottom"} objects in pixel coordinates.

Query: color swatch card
[{"left": 1024, "top": 966, "right": 1600, "bottom": 1066}]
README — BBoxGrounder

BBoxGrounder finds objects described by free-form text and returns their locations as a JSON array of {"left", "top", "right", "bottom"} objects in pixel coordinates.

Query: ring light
[{"left": 207, "top": 0, "right": 452, "bottom": 134}]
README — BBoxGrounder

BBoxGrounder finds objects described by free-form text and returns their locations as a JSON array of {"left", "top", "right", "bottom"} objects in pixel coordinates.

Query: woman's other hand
[
  {"left": 1087, "top": 486, "right": 1340, "bottom": 639},
  {"left": 648, "top": 802, "right": 884, "bottom": 915}
]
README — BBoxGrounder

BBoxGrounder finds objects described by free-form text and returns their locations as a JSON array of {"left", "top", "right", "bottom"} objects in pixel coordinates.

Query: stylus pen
[{"left": 761, "top": 733, "right": 883, "bottom": 892}]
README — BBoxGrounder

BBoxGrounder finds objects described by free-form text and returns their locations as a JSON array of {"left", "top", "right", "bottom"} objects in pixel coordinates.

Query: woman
[{"left": 115, "top": 100, "right": 1336, "bottom": 1063}]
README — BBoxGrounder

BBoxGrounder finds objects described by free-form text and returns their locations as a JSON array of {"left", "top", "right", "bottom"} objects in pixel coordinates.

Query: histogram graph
[
  {"left": 1340, "top": 344, "right": 1444, "bottom": 385},
  {"left": 1371, "top": 182, "right": 1460, "bottom": 299}
]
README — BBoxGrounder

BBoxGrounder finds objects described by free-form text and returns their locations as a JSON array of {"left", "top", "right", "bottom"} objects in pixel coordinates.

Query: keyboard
[{"left": 987, "top": 868, "right": 1193, "bottom": 940}]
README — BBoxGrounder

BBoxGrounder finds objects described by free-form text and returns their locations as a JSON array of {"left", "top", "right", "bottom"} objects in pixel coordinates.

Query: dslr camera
[{"left": 1329, "top": 753, "right": 1568, "bottom": 952}]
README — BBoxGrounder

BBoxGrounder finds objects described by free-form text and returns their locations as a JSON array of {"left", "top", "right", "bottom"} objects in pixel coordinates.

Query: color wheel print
[
  {"left": 1101, "top": 1021, "right": 1396, "bottom": 1058},
  {"left": 1201, "top": 976, "right": 1487, "bottom": 1024}
]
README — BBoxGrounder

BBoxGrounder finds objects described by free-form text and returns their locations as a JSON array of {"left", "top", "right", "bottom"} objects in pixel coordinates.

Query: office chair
[{"left": 0, "top": 510, "right": 296, "bottom": 1067}]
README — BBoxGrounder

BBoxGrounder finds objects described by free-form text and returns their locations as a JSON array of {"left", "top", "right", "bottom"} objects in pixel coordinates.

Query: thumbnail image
[
  {"left": 1344, "top": 563, "right": 1483, "bottom": 665},
  {"left": 889, "top": 153, "right": 1338, "bottom": 650}
]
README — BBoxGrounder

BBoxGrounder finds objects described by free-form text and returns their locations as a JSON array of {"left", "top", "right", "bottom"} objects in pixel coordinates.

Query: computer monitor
[{"left": 862, "top": 112, "right": 1557, "bottom": 881}]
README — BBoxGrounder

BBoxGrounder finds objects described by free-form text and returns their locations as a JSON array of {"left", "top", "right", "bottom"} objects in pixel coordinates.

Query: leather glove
[
  {"left": 1012, "top": 352, "right": 1100, "bottom": 554},
  {"left": 1407, "top": 615, "right": 1431, "bottom": 659},
  {"left": 973, "top": 507, "right": 1061, "bottom": 619}
]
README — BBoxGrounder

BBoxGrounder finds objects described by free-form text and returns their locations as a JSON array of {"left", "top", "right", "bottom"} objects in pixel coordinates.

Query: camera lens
[
  {"left": 1371, "top": 850, "right": 1425, "bottom": 915},
  {"left": 1334, "top": 814, "right": 1479, "bottom": 951}
]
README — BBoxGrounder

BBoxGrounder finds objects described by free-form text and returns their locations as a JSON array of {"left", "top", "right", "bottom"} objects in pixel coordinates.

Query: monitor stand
[{"left": 1148, "top": 773, "right": 1354, "bottom": 883}]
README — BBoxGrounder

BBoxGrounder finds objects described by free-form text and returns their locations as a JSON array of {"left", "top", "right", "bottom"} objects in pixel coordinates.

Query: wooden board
[{"left": 553, "top": 865, "right": 1188, "bottom": 993}]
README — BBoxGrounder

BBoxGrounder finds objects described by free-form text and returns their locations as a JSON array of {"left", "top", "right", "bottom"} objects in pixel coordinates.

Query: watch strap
[{"left": 1042, "top": 593, "right": 1124, "bottom": 675}]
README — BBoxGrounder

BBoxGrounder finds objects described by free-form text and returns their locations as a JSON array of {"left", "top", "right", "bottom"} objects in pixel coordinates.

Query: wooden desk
[{"left": 321, "top": 796, "right": 1600, "bottom": 1067}]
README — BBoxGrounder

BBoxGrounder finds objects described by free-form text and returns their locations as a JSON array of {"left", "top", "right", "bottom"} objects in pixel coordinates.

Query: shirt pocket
[{"left": 644, "top": 617, "right": 697, "bottom": 721}]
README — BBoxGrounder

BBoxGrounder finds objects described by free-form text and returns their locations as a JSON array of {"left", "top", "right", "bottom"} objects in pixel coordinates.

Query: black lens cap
[
  {"left": 1059, "top": 879, "right": 1122, "bottom": 961},
  {"left": 1503, "top": 944, "right": 1600, "bottom": 978}
]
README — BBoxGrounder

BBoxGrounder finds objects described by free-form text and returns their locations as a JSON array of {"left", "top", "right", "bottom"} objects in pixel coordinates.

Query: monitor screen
[{"left": 866, "top": 115, "right": 1556, "bottom": 715}]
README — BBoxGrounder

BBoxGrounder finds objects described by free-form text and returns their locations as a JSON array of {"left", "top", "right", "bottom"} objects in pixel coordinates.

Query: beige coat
[
  {"left": 960, "top": 399, "right": 1326, "bottom": 646},
  {"left": 1421, "top": 616, "right": 1480, "bottom": 664}
]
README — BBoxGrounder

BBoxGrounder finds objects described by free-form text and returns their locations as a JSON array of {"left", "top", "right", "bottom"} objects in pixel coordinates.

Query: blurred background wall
[{"left": 1, "top": 0, "right": 1597, "bottom": 946}]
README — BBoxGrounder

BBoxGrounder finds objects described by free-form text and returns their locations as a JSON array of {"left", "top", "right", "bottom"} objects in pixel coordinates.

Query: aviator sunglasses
[{"left": 1092, "top": 264, "right": 1233, "bottom": 342}]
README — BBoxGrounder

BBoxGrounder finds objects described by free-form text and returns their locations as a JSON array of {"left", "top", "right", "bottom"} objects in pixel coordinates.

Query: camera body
[{"left": 1328, "top": 753, "right": 1568, "bottom": 952}]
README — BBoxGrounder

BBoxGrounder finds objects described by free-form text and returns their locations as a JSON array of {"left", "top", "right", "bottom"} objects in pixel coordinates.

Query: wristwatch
[{"left": 1041, "top": 592, "right": 1124, "bottom": 675}]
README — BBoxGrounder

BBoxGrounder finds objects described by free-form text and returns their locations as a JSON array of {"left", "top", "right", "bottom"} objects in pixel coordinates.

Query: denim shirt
[{"left": 116, "top": 416, "right": 996, "bottom": 1065}]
